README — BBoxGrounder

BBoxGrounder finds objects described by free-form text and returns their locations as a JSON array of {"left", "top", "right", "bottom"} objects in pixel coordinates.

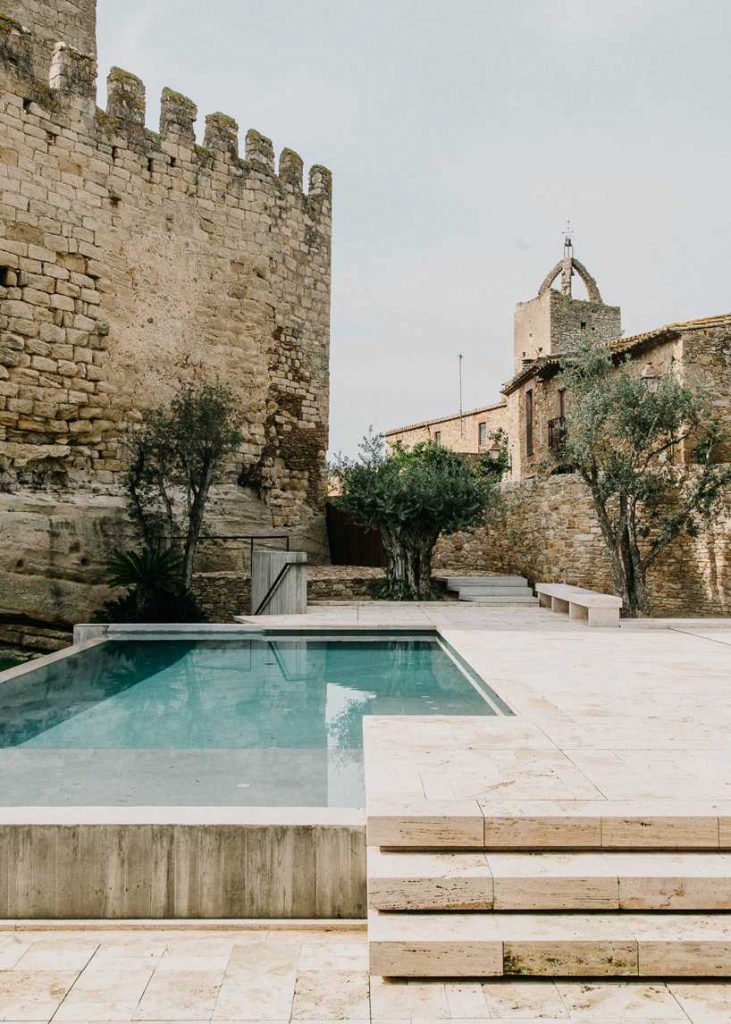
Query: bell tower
[
  {"left": 513, "top": 233, "right": 622, "bottom": 372},
  {"left": 2, "top": 0, "right": 97, "bottom": 80}
]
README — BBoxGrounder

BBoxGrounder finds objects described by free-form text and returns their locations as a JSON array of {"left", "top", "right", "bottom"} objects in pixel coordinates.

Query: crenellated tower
[{"left": 0, "top": 4, "right": 333, "bottom": 624}]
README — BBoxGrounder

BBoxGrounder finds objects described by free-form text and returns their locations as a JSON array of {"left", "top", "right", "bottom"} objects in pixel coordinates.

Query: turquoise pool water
[{"left": 0, "top": 635, "right": 505, "bottom": 806}]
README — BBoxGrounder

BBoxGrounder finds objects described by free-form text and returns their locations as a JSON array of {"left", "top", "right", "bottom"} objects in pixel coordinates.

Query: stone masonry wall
[
  {"left": 436, "top": 474, "right": 731, "bottom": 617},
  {"left": 190, "top": 566, "right": 386, "bottom": 621},
  {"left": 191, "top": 571, "right": 251, "bottom": 623},
  {"left": 514, "top": 289, "right": 621, "bottom": 367},
  {"left": 0, "top": 7, "right": 332, "bottom": 627}
]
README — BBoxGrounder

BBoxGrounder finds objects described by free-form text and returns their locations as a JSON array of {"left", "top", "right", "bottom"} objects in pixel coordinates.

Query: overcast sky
[{"left": 97, "top": 0, "right": 731, "bottom": 456}]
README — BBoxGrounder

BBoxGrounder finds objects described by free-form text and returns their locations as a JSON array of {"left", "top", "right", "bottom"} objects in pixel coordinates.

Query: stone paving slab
[{"left": 0, "top": 927, "right": 726, "bottom": 1021}]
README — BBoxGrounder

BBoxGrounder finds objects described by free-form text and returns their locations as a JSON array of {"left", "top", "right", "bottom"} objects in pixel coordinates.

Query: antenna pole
[{"left": 459, "top": 354, "right": 464, "bottom": 435}]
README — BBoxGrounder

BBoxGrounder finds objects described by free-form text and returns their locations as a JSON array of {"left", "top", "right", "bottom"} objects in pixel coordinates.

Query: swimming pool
[{"left": 0, "top": 632, "right": 509, "bottom": 807}]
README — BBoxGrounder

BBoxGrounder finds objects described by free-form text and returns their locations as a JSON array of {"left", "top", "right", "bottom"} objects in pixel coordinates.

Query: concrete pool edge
[{"left": 0, "top": 918, "right": 368, "bottom": 931}]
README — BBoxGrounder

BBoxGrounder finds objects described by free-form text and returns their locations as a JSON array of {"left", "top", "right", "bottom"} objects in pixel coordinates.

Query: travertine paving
[
  {"left": 353, "top": 610, "right": 731, "bottom": 980},
  {"left": 0, "top": 925, "right": 728, "bottom": 1021}
]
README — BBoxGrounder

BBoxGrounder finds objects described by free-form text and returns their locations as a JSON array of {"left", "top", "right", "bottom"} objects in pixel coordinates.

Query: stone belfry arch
[
  {"left": 513, "top": 234, "right": 622, "bottom": 371},
  {"left": 2, "top": 0, "right": 97, "bottom": 80},
  {"left": 537, "top": 235, "right": 603, "bottom": 303}
]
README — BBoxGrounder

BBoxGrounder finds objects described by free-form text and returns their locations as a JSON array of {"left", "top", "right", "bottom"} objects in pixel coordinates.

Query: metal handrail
[
  {"left": 198, "top": 534, "right": 290, "bottom": 565},
  {"left": 254, "top": 562, "right": 293, "bottom": 615},
  {"left": 174, "top": 533, "right": 290, "bottom": 573}
]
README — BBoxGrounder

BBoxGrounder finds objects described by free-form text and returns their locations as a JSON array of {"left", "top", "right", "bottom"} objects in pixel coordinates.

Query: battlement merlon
[
  {"left": 204, "top": 112, "right": 240, "bottom": 159},
  {"left": 50, "top": 42, "right": 96, "bottom": 101},
  {"left": 160, "top": 87, "right": 197, "bottom": 144},
  {"left": 106, "top": 65, "right": 145, "bottom": 130}
]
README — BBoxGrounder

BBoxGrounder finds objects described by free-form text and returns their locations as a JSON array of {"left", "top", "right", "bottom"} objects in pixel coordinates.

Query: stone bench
[{"left": 535, "top": 582, "right": 622, "bottom": 628}]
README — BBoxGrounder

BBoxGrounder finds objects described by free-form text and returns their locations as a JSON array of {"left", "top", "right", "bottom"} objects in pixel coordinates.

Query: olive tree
[
  {"left": 331, "top": 431, "right": 505, "bottom": 600},
  {"left": 125, "top": 382, "right": 242, "bottom": 588},
  {"left": 560, "top": 337, "right": 731, "bottom": 617}
]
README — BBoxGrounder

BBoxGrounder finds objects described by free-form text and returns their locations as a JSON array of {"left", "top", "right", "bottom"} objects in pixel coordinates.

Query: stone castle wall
[{"left": 0, "top": 4, "right": 332, "bottom": 627}]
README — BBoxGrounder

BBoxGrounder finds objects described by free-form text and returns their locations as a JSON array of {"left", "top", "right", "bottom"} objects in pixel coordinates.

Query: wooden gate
[{"left": 326, "top": 502, "right": 385, "bottom": 567}]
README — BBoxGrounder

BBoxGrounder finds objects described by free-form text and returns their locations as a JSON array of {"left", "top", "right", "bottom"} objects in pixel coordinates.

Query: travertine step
[
  {"left": 444, "top": 575, "right": 529, "bottom": 589},
  {"left": 454, "top": 585, "right": 533, "bottom": 596},
  {"left": 368, "top": 909, "right": 731, "bottom": 977},
  {"left": 458, "top": 592, "right": 538, "bottom": 604},
  {"left": 367, "top": 799, "right": 729, "bottom": 849},
  {"left": 368, "top": 848, "right": 731, "bottom": 911}
]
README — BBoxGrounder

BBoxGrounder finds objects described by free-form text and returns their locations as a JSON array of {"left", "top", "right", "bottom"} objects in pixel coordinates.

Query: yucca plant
[
  {"left": 106, "top": 546, "right": 184, "bottom": 595},
  {"left": 95, "top": 546, "right": 206, "bottom": 623}
]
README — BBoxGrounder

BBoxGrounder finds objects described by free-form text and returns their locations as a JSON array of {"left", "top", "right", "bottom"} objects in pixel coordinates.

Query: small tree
[
  {"left": 560, "top": 337, "right": 731, "bottom": 617},
  {"left": 331, "top": 432, "right": 504, "bottom": 600},
  {"left": 125, "top": 382, "right": 243, "bottom": 588}
]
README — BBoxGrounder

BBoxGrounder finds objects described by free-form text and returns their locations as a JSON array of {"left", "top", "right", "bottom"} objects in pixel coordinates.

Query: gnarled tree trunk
[
  {"left": 590, "top": 489, "right": 651, "bottom": 618},
  {"left": 380, "top": 525, "right": 439, "bottom": 600}
]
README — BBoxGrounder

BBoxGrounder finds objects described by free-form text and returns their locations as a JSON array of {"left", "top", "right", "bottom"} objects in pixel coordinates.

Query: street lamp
[{"left": 641, "top": 363, "right": 660, "bottom": 393}]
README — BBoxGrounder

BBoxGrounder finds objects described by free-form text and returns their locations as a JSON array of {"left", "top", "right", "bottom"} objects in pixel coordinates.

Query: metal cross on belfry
[
  {"left": 561, "top": 220, "right": 574, "bottom": 296},
  {"left": 563, "top": 220, "right": 573, "bottom": 257}
]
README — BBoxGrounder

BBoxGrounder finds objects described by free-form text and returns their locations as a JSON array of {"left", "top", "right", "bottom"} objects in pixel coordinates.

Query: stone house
[
  {"left": 0, "top": 1, "right": 332, "bottom": 630},
  {"left": 385, "top": 402, "right": 508, "bottom": 456}
]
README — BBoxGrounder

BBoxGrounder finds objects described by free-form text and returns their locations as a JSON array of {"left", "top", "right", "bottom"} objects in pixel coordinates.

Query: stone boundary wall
[
  {"left": 308, "top": 565, "right": 384, "bottom": 602},
  {"left": 435, "top": 474, "right": 731, "bottom": 617},
  {"left": 192, "top": 566, "right": 386, "bottom": 620},
  {"left": 191, "top": 571, "right": 251, "bottom": 623}
]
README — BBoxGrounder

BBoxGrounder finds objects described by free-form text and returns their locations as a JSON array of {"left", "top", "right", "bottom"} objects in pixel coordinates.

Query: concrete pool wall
[{"left": 0, "top": 807, "right": 366, "bottom": 919}]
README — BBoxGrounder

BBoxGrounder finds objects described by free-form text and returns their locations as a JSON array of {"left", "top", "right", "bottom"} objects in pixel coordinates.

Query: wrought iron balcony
[{"left": 548, "top": 416, "right": 568, "bottom": 455}]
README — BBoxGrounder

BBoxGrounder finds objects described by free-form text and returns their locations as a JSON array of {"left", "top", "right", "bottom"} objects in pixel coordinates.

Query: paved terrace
[
  {"left": 0, "top": 924, "right": 728, "bottom": 1021},
  {"left": 3, "top": 604, "right": 729, "bottom": 1017}
]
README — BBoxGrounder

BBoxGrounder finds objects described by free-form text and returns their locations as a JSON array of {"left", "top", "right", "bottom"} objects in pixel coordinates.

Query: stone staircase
[
  {"left": 442, "top": 575, "right": 538, "bottom": 605},
  {"left": 367, "top": 805, "right": 731, "bottom": 978}
]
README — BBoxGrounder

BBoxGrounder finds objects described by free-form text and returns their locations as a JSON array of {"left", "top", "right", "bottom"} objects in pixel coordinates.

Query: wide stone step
[
  {"left": 442, "top": 577, "right": 528, "bottom": 593},
  {"left": 455, "top": 585, "right": 533, "bottom": 596},
  {"left": 366, "top": 799, "right": 730, "bottom": 849},
  {"left": 458, "top": 593, "right": 538, "bottom": 604},
  {"left": 368, "top": 909, "right": 731, "bottom": 977},
  {"left": 368, "top": 848, "right": 731, "bottom": 911}
]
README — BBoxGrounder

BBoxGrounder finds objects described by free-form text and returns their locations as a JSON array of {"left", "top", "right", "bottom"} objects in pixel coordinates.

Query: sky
[{"left": 97, "top": 0, "right": 731, "bottom": 456}]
